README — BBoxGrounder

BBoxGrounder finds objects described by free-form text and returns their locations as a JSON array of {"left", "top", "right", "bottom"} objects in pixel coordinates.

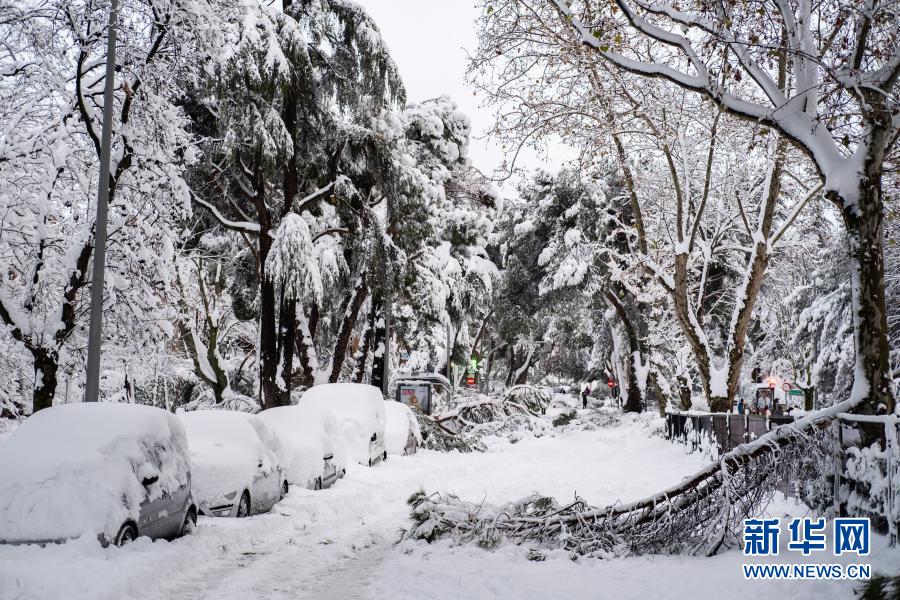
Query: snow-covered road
[{"left": 2, "top": 412, "right": 897, "bottom": 600}]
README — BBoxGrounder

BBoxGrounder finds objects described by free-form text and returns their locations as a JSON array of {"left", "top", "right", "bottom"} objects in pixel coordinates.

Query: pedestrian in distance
[{"left": 581, "top": 385, "right": 590, "bottom": 410}]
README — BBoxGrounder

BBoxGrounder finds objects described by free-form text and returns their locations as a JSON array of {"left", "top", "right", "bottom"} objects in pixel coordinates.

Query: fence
[
  {"left": 664, "top": 410, "right": 900, "bottom": 545},
  {"left": 665, "top": 411, "right": 795, "bottom": 454},
  {"left": 834, "top": 413, "right": 899, "bottom": 545}
]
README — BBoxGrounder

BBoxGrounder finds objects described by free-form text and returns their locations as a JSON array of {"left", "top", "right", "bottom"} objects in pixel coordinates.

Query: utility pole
[{"left": 84, "top": 0, "right": 118, "bottom": 403}]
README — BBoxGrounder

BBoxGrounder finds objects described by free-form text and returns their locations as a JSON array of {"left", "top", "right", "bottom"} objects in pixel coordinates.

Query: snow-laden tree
[
  {"left": 753, "top": 220, "right": 856, "bottom": 405},
  {"left": 472, "top": 14, "right": 821, "bottom": 411},
  {"left": 188, "top": 0, "right": 403, "bottom": 408},
  {"left": 477, "top": 171, "right": 610, "bottom": 393},
  {"left": 171, "top": 224, "right": 260, "bottom": 409},
  {"left": 378, "top": 97, "right": 499, "bottom": 383},
  {"left": 478, "top": 0, "right": 898, "bottom": 415},
  {"left": 0, "top": 0, "right": 218, "bottom": 411}
]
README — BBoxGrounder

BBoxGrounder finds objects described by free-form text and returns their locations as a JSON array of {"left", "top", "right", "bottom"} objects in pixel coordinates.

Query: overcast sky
[{"left": 355, "top": 0, "right": 573, "bottom": 188}]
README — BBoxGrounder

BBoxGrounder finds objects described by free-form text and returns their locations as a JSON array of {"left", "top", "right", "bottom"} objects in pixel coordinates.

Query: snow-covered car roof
[
  {"left": 178, "top": 410, "right": 279, "bottom": 507},
  {"left": 301, "top": 384, "right": 385, "bottom": 429},
  {"left": 0, "top": 403, "right": 189, "bottom": 543},
  {"left": 257, "top": 405, "right": 346, "bottom": 486},
  {"left": 384, "top": 401, "right": 422, "bottom": 455},
  {"left": 393, "top": 372, "right": 452, "bottom": 389},
  {"left": 301, "top": 384, "right": 385, "bottom": 464}
]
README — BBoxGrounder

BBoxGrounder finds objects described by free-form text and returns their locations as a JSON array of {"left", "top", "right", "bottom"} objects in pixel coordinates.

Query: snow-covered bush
[
  {"left": 552, "top": 410, "right": 577, "bottom": 427},
  {"left": 415, "top": 412, "right": 485, "bottom": 453},
  {"left": 503, "top": 385, "right": 551, "bottom": 415},
  {"left": 404, "top": 490, "right": 620, "bottom": 556},
  {"left": 443, "top": 393, "right": 553, "bottom": 442}
]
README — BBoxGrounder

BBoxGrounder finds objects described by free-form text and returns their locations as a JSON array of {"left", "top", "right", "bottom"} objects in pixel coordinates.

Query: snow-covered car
[
  {"left": 384, "top": 400, "right": 422, "bottom": 456},
  {"left": 178, "top": 410, "right": 287, "bottom": 518},
  {"left": 0, "top": 403, "right": 196, "bottom": 547},
  {"left": 257, "top": 404, "right": 347, "bottom": 490},
  {"left": 301, "top": 383, "right": 386, "bottom": 466}
]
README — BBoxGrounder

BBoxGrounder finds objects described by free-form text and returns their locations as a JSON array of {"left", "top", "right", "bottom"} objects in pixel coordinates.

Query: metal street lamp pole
[{"left": 84, "top": 0, "right": 119, "bottom": 403}]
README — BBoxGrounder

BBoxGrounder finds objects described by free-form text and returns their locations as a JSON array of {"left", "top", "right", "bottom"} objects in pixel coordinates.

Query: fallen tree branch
[{"left": 403, "top": 398, "right": 860, "bottom": 557}]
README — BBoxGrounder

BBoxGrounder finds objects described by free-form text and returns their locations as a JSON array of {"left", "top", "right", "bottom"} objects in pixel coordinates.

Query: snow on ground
[{"left": 0, "top": 408, "right": 896, "bottom": 600}]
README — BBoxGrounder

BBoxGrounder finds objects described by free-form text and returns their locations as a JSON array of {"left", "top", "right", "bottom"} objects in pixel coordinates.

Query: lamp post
[{"left": 84, "top": 0, "right": 118, "bottom": 403}]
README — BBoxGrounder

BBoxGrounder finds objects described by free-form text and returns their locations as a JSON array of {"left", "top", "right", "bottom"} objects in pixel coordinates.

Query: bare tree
[{"left": 539, "top": 0, "right": 899, "bottom": 415}]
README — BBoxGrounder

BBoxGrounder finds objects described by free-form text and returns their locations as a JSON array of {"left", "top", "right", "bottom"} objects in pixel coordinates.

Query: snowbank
[
  {"left": 384, "top": 401, "right": 422, "bottom": 455},
  {"left": 178, "top": 411, "right": 279, "bottom": 508},
  {"left": 257, "top": 405, "right": 347, "bottom": 487},
  {"left": 300, "top": 383, "right": 385, "bottom": 465},
  {"left": 0, "top": 403, "right": 189, "bottom": 542}
]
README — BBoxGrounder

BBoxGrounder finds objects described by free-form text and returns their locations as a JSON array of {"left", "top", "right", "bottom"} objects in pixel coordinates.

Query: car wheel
[
  {"left": 383, "top": 451, "right": 388, "bottom": 462},
  {"left": 368, "top": 458, "right": 372, "bottom": 467},
  {"left": 180, "top": 508, "right": 197, "bottom": 537},
  {"left": 236, "top": 491, "right": 251, "bottom": 518},
  {"left": 280, "top": 480, "right": 289, "bottom": 499},
  {"left": 314, "top": 477, "right": 322, "bottom": 491},
  {"left": 115, "top": 523, "right": 138, "bottom": 547}
]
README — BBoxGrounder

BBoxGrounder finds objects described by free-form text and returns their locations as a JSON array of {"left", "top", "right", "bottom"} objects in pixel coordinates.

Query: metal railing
[
  {"left": 665, "top": 411, "right": 795, "bottom": 454},
  {"left": 834, "top": 413, "right": 899, "bottom": 545}
]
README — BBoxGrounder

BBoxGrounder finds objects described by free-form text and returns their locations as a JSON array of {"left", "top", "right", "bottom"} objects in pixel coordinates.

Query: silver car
[
  {"left": 301, "top": 383, "right": 387, "bottom": 467},
  {"left": 0, "top": 403, "right": 197, "bottom": 547},
  {"left": 257, "top": 405, "right": 348, "bottom": 491},
  {"left": 179, "top": 410, "right": 287, "bottom": 518}
]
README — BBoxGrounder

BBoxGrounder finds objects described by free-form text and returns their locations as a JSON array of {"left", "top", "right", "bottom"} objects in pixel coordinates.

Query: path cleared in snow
[{"left": 1, "top": 410, "right": 897, "bottom": 600}]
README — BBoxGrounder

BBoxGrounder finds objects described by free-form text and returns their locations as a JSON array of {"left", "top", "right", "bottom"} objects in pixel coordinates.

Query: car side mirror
[{"left": 142, "top": 475, "right": 159, "bottom": 487}]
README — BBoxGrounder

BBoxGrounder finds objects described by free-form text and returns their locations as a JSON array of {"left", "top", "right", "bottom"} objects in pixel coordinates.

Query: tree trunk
[
  {"left": 277, "top": 296, "right": 297, "bottom": 406},
  {"left": 513, "top": 346, "right": 535, "bottom": 385},
  {"left": 833, "top": 165, "right": 895, "bottom": 415},
  {"left": 606, "top": 290, "right": 644, "bottom": 413},
  {"left": 677, "top": 375, "right": 692, "bottom": 410},
  {"left": 329, "top": 272, "right": 368, "bottom": 382},
  {"left": 258, "top": 236, "right": 280, "bottom": 410},
  {"left": 370, "top": 303, "right": 388, "bottom": 393},
  {"left": 670, "top": 253, "right": 714, "bottom": 403},
  {"left": 648, "top": 370, "right": 667, "bottom": 417},
  {"left": 504, "top": 345, "right": 516, "bottom": 387},
  {"left": 32, "top": 347, "right": 59, "bottom": 412},
  {"left": 353, "top": 300, "right": 377, "bottom": 384},
  {"left": 723, "top": 143, "right": 785, "bottom": 411},
  {"left": 181, "top": 322, "right": 228, "bottom": 404}
]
